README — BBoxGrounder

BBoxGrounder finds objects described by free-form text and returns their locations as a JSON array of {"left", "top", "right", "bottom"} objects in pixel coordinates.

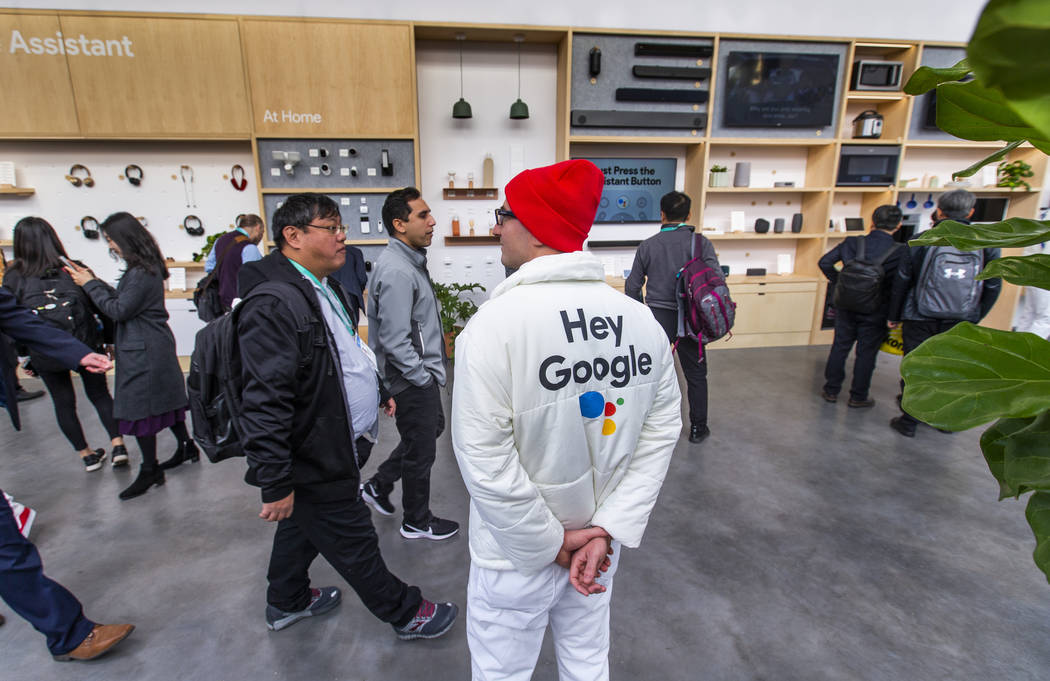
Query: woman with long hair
[
  {"left": 66, "top": 213, "right": 198, "bottom": 501},
  {"left": 2, "top": 217, "right": 127, "bottom": 471}
]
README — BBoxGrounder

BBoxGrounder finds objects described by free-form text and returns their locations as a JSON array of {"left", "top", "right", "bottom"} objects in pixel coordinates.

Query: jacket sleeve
[
  {"left": 624, "top": 248, "right": 646, "bottom": 303},
  {"left": 589, "top": 338, "right": 681, "bottom": 547},
  {"left": 83, "top": 269, "right": 155, "bottom": 322},
  {"left": 978, "top": 247, "right": 1003, "bottom": 319},
  {"left": 818, "top": 241, "right": 844, "bottom": 284},
  {"left": 372, "top": 270, "right": 431, "bottom": 388},
  {"left": 451, "top": 323, "right": 565, "bottom": 574},
  {"left": 0, "top": 287, "right": 90, "bottom": 370},
  {"left": 237, "top": 295, "right": 299, "bottom": 503},
  {"left": 888, "top": 246, "right": 916, "bottom": 322}
]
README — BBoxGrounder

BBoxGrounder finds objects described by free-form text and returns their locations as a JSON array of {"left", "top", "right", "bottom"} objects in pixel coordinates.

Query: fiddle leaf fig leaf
[
  {"left": 977, "top": 254, "right": 1050, "bottom": 290},
  {"left": 1025, "top": 491, "right": 1050, "bottom": 584},
  {"left": 900, "top": 323, "right": 1050, "bottom": 430},
  {"left": 951, "top": 140, "right": 1024, "bottom": 178},
  {"left": 981, "top": 416, "right": 1037, "bottom": 500},
  {"left": 968, "top": 0, "right": 1050, "bottom": 141},
  {"left": 909, "top": 218, "right": 1050, "bottom": 250},
  {"left": 935, "top": 80, "right": 1050, "bottom": 154},
  {"left": 903, "top": 59, "right": 972, "bottom": 95}
]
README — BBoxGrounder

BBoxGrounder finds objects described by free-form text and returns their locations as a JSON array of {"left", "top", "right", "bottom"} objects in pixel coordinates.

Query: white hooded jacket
[{"left": 452, "top": 251, "right": 682, "bottom": 574}]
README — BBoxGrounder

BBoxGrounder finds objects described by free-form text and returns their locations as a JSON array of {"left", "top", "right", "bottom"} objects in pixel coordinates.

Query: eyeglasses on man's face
[
  {"left": 494, "top": 209, "right": 517, "bottom": 226},
  {"left": 303, "top": 221, "right": 347, "bottom": 236}
]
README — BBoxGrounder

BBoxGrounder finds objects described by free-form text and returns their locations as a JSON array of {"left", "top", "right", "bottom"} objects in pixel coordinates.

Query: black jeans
[
  {"left": 37, "top": 367, "right": 119, "bottom": 452},
  {"left": 373, "top": 380, "right": 444, "bottom": 526},
  {"left": 266, "top": 493, "right": 421, "bottom": 628},
  {"left": 823, "top": 309, "right": 889, "bottom": 402},
  {"left": 650, "top": 306, "right": 708, "bottom": 430},
  {"left": 897, "top": 319, "right": 962, "bottom": 429}
]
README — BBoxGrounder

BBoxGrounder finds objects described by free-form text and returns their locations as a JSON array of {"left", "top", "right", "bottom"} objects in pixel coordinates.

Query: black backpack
[
  {"left": 193, "top": 234, "right": 248, "bottom": 322},
  {"left": 187, "top": 282, "right": 320, "bottom": 463},
  {"left": 914, "top": 246, "right": 984, "bottom": 319},
  {"left": 19, "top": 273, "right": 103, "bottom": 370},
  {"left": 832, "top": 238, "right": 901, "bottom": 314}
]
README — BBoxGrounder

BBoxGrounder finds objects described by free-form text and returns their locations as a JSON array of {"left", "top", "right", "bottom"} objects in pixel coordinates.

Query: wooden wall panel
[
  {"left": 59, "top": 16, "right": 250, "bottom": 137},
  {"left": 242, "top": 20, "right": 415, "bottom": 137},
  {"left": 0, "top": 13, "right": 80, "bottom": 136}
]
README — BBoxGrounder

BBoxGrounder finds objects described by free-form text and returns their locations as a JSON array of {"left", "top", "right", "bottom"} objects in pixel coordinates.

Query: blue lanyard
[
  {"left": 288, "top": 259, "right": 356, "bottom": 337},
  {"left": 661, "top": 222, "right": 690, "bottom": 232}
]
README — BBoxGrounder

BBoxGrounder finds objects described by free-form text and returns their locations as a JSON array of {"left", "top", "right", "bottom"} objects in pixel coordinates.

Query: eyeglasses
[
  {"left": 303, "top": 222, "right": 347, "bottom": 236},
  {"left": 494, "top": 209, "right": 517, "bottom": 226}
]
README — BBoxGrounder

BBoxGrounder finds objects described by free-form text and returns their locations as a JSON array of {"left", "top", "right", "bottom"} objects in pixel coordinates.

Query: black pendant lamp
[
  {"left": 453, "top": 33, "right": 473, "bottom": 119},
  {"left": 509, "top": 34, "right": 530, "bottom": 120}
]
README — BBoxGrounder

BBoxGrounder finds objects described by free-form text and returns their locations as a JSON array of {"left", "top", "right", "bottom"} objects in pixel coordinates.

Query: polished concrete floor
[{"left": 2, "top": 345, "right": 1049, "bottom": 680}]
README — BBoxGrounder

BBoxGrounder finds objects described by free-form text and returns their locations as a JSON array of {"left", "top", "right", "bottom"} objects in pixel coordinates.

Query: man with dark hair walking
[
  {"left": 205, "top": 213, "right": 265, "bottom": 312},
  {"left": 625, "top": 190, "right": 721, "bottom": 443},
  {"left": 236, "top": 193, "right": 457, "bottom": 639},
  {"left": 818, "top": 204, "right": 905, "bottom": 408},
  {"left": 361, "top": 187, "right": 459, "bottom": 541}
]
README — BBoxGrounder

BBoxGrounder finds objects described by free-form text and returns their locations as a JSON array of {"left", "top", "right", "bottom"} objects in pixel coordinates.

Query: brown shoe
[
  {"left": 53, "top": 623, "right": 134, "bottom": 661},
  {"left": 820, "top": 390, "right": 838, "bottom": 403},
  {"left": 847, "top": 398, "right": 876, "bottom": 409}
]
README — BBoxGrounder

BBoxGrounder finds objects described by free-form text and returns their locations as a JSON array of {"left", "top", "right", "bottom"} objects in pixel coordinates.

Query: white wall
[{"left": 5, "top": 0, "right": 987, "bottom": 43}]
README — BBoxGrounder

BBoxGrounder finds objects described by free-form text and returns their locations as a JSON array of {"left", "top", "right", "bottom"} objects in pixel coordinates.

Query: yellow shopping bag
[{"left": 880, "top": 325, "right": 903, "bottom": 355}]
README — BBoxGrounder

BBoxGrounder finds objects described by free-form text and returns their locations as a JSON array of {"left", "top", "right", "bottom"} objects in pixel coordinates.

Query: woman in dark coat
[
  {"left": 2, "top": 217, "right": 126, "bottom": 472},
  {"left": 66, "top": 212, "right": 198, "bottom": 500}
]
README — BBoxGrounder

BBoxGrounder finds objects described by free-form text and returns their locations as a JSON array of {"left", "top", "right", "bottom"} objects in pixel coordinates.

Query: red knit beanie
[{"left": 504, "top": 159, "right": 604, "bottom": 252}]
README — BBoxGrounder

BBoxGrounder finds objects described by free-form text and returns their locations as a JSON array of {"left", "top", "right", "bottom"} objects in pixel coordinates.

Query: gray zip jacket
[{"left": 367, "top": 237, "right": 446, "bottom": 395}]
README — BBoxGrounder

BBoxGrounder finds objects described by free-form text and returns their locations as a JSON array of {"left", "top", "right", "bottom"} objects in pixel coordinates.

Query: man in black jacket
[
  {"left": 625, "top": 191, "right": 721, "bottom": 444},
  {"left": 887, "top": 189, "right": 1002, "bottom": 436},
  {"left": 236, "top": 193, "right": 457, "bottom": 639},
  {"left": 818, "top": 204, "right": 904, "bottom": 408}
]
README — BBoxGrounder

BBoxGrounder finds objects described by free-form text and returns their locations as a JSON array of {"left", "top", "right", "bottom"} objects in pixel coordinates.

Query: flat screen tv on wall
[{"left": 723, "top": 52, "right": 840, "bottom": 128}]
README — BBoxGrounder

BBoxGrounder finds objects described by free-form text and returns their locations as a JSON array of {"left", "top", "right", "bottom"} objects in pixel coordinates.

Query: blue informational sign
[{"left": 577, "top": 157, "right": 677, "bottom": 223}]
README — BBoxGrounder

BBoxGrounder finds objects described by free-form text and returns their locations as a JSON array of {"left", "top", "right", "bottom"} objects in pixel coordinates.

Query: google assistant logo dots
[{"left": 580, "top": 391, "right": 623, "bottom": 436}]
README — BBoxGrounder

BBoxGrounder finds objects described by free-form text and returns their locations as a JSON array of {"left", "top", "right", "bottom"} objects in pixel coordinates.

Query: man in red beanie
[{"left": 452, "top": 159, "right": 682, "bottom": 681}]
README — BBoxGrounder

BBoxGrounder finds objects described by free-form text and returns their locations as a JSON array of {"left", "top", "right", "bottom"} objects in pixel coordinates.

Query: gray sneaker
[
  {"left": 265, "top": 586, "right": 341, "bottom": 631},
  {"left": 393, "top": 599, "right": 458, "bottom": 640}
]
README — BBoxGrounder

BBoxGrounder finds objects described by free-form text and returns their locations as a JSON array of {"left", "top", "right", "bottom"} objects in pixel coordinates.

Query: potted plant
[
  {"left": 996, "top": 159, "right": 1034, "bottom": 190},
  {"left": 709, "top": 164, "right": 729, "bottom": 187},
  {"left": 432, "top": 280, "right": 485, "bottom": 360},
  {"left": 192, "top": 232, "right": 226, "bottom": 262}
]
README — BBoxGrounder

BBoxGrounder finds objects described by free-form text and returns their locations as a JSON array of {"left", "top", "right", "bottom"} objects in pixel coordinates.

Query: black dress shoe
[
  {"left": 689, "top": 425, "right": 711, "bottom": 444},
  {"left": 889, "top": 417, "right": 915, "bottom": 438},
  {"left": 118, "top": 466, "right": 165, "bottom": 500},
  {"left": 158, "top": 440, "right": 200, "bottom": 470},
  {"left": 16, "top": 387, "right": 45, "bottom": 402}
]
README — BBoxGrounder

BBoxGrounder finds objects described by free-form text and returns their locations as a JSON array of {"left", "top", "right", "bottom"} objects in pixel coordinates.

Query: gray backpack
[{"left": 915, "top": 246, "right": 984, "bottom": 319}]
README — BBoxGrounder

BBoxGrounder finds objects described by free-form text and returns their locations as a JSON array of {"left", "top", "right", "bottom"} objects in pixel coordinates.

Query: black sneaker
[
  {"left": 265, "top": 586, "right": 341, "bottom": 632},
  {"left": 82, "top": 449, "right": 107, "bottom": 472},
  {"left": 400, "top": 516, "right": 459, "bottom": 540},
  {"left": 393, "top": 599, "right": 458, "bottom": 640},
  {"left": 111, "top": 445, "right": 129, "bottom": 468},
  {"left": 361, "top": 480, "right": 395, "bottom": 516}
]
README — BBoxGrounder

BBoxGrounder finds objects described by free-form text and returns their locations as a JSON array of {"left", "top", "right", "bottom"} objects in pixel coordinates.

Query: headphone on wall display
[
  {"left": 230, "top": 164, "right": 247, "bottom": 191},
  {"left": 80, "top": 216, "right": 100, "bottom": 239},
  {"left": 183, "top": 215, "right": 204, "bottom": 237},
  {"left": 125, "top": 164, "right": 144, "bottom": 186},
  {"left": 66, "top": 164, "right": 94, "bottom": 187}
]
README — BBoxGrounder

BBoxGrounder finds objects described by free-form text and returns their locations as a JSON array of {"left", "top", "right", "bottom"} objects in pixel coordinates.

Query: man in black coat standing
[
  {"left": 0, "top": 286, "right": 135, "bottom": 662},
  {"left": 818, "top": 204, "right": 905, "bottom": 408}
]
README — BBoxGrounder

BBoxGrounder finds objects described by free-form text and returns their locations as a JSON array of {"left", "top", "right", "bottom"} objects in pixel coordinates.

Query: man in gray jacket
[
  {"left": 625, "top": 190, "right": 721, "bottom": 444},
  {"left": 362, "top": 187, "right": 459, "bottom": 541}
]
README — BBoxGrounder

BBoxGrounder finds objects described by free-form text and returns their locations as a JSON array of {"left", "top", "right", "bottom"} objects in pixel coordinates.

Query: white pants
[
  {"left": 1014, "top": 285, "right": 1050, "bottom": 339},
  {"left": 467, "top": 545, "right": 621, "bottom": 681}
]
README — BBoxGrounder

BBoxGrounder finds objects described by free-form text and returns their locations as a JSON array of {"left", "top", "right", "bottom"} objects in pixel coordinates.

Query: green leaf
[
  {"left": 951, "top": 140, "right": 1024, "bottom": 178},
  {"left": 968, "top": 0, "right": 1050, "bottom": 141},
  {"left": 900, "top": 322, "right": 1050, "bottom": 430},
  {"left": 977, "top": 254, "right": 1050, "bottom": 290},
  {"left": 1025, "top": 491, "right": 1050, "bottom": 584},
  {"left": 903, "top": 59, "right": 972, "bottom": 95},
  {"left": 981, "top": 416, "right": 1037, "bottom": 499},
  {"left": 1000, "top": 411, "right": 1050, "bottom": 493},
  {"left": 909, "top": 217, "right": 1050, "bottom": 250},
  {"left": 935, "top": 80, "right": 1050, "bottom": 153}
]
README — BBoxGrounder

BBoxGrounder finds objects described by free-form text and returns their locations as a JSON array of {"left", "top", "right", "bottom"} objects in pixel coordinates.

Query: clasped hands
[{"left": 555, "top": 526, "right": 613, "bottom": 597}]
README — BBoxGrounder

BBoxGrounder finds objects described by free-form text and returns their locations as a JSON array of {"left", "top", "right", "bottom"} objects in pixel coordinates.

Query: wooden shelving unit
[
  {"left": 0, "top": 186, "right": 35, "bottom": 197},
  {"left": 443, "top": 188, "right": 498, "bottom": 200},
  {"left": 444, "top": 235, "right": 499, "bottom": 245}
]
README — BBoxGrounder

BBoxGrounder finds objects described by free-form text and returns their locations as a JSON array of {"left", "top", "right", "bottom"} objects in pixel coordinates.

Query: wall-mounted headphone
[
  {"left": 66, "top": 164, "right": 94, "bottom": 188},
  {"left": 230, "top": 164, "right": 247, "bottom": 191},
  {"left": 80, "top": 216, "right": 100, "bottom": 239},
  {"left": 125, "top": 164, "right": 144, "bottom": 186},
  {"left": 183, "top": 215, "right": 204, "bottom": 236}
]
